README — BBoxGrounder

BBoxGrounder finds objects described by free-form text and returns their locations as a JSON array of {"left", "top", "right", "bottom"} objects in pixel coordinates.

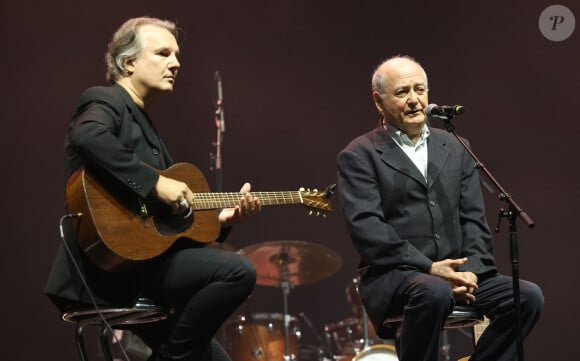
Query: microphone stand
[
  {"left": 211, "top": 71, "right": 226, "bottom": 347},
  {"left": 210, "top": 71, "right": 225, "bottom": 192},
  {"left": 440, "top": 116, "right": 535, "bottom": 361}
]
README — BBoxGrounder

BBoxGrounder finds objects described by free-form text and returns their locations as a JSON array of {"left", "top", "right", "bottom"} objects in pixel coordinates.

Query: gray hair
[
  {"left": 371, "top": 55, "right": 428, "bottom": 95},
  {"left": 105, "top": 17, "right": 178, "bottom": 83}
]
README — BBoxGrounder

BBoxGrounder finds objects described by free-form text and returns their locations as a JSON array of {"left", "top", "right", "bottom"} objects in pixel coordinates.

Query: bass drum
[
  {"left": 352, "top": 344, "right": 399, "bottom": 361},
  {"left": 225, "top": 313, "right": 300, "bottom": 361}
]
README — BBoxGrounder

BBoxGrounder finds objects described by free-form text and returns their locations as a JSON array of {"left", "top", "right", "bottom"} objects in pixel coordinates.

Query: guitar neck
[{"left": 192, "top": 191, "right": 303, "bottom": 210}]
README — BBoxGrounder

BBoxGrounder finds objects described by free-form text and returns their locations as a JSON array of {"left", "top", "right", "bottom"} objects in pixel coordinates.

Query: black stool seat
[
  {"left": 61, "top": 298, "right": 172, "bottom": 361},
  {"left": 383, "top": 305, "right": 484, "bottom": 330},
  {"left": 62, "top": 297, "right": 170, "bottom": 326}
]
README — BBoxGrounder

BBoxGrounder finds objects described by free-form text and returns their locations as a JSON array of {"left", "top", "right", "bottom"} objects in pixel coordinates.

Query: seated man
[
  {"left": 336, "top": 55, "right": 543, "bottom": 361},
  {"left": 45, "top": 17, "right": 261, "bottom": 361}
]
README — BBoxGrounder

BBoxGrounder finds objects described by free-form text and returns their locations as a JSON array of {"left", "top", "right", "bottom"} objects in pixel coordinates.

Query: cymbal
[{"left": 238, "top": 240, "right": 343, "bottom": 287}]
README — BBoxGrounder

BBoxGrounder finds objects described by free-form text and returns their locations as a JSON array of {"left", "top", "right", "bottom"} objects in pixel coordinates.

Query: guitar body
[{"left": 66, "top": 163, "right": 220, "bottom": 272}]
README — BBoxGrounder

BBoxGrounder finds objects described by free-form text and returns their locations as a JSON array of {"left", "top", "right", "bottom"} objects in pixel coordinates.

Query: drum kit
[{"left": 223, "top": 240, "right": 398, "bottom": 361}]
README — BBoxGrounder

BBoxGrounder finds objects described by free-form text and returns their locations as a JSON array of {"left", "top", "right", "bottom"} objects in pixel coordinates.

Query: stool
[
  {"left": 383, "top": 304, "right": 484, "bottom": 330},
  {"left": 383, "top": 305, "right": 486, "bottom": 360},
  {"left": 61, "top": 298, "right": 172, "bottom": 361}
]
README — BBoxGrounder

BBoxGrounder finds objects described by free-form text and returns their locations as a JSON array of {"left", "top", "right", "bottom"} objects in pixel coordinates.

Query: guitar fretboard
[{"left": 192, "top": 191, "right": 304, "bottom": 210}]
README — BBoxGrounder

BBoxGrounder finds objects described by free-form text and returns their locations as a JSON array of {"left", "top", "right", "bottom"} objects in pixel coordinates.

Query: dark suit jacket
[
  {"left": 45, "top": 84, "right": 176, "bottom": 310},
  {"left": 337, "top": 125, "right": 497, "bottom": 337}
]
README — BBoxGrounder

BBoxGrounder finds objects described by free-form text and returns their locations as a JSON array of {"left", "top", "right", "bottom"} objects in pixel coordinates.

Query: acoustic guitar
[{"left": 65, "top": 162, "right": 335, "bottom": 272}]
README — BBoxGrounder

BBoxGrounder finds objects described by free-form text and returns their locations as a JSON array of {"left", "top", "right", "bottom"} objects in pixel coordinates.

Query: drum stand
[
  {"left": 361, "top": 307, "right": 371, "bottom": 349},
  {"left": 278, "top": 252, "right": 295, "bottom": 361},
  {"left": 238, "top": 240, "right": 343, "bottom": 361}
]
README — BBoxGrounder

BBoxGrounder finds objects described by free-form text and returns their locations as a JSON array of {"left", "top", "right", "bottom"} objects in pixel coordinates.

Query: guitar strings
[{"left": 190, "top": 191, "right": 326, "bottom": 210}]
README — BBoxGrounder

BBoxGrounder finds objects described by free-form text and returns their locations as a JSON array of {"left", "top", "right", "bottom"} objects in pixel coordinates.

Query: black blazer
[
  {"left": 45, "top": 84, "right": 176, "bottom": 310},
  {"left": 337, "top": 125, "right": 497, "bottom": 336}
]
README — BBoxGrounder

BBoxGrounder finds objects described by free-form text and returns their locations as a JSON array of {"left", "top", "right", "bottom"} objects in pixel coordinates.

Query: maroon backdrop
[{"left": 1, "top": 1, "right": 578, "bottom": 360}]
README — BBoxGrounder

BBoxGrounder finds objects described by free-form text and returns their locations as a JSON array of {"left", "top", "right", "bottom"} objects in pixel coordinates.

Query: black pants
[
  {"left": 132, "top": 246, "right": 257, "bottom": 361},
  {"left": 392, "top": 273, "right": 543, "bottom": 361}
]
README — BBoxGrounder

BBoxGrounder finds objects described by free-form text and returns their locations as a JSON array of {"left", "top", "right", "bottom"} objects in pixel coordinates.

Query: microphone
[
  {"left": 215, "top": 71, "right": 225, "bottom": 132},
  {"left": 426, "top": 104, "right": 465, "bottom": 119}
]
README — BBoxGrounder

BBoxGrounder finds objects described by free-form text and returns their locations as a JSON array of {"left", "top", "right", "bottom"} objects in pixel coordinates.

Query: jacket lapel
[
  {"left": 372, "top": 126, "right": 427, "bottom": 188},
  {"left": 426, "top": 130, "right": 449, "bottom": 189},
  {"left": 113, "top": 85, "right": 174, "bottom": 167}
]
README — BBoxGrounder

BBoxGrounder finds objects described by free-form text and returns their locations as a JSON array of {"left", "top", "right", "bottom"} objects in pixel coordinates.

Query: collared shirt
[{"left": 385, "top": 123, "right": 430, "bottom": 182}]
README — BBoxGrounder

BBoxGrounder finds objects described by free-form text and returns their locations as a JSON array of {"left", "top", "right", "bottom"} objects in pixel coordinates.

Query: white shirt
[{"left": 385, "top": 124, "right": 430, "bottom": 182}]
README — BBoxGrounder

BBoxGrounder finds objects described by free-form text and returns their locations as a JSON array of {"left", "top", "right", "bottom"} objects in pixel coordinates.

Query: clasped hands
[
  {"left": 429, "top": 258, "right": 478, "bottom": 304},
  {"left": 154, "top": 175, "right": 261, "bottom": 226}
]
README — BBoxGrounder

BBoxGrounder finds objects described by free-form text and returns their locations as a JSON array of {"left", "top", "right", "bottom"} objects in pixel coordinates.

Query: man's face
[
  {"left": 373, "top": 59, "right": 428, "bottom": 137},
  {"left": 126, "top": 25, "right": 180, "bottom": 96}
]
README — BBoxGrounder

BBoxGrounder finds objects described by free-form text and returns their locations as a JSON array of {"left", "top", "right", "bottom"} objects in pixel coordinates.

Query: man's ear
[
  {"left": 122, "top": 57, "right": 136, "bottom": 75},
  {"left": 372, "top": 91, "right": 384, "bottom": 113}
]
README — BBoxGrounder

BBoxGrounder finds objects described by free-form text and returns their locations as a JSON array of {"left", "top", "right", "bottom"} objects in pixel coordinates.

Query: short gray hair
[
  {"left": 105, "top": 17, "right": 178, "bottom": 83},
  {"left": 371, "top": 55, "right": 428, "bottom": 95}
]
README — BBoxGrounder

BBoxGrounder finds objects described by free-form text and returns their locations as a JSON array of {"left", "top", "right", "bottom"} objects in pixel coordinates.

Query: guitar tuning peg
[
  {"left": 313, "top": 188, "right": 319, "bottom": 194},
  {"left": 322, "top": 212, "right": 327, "bottom": 219},
  {"left": 316, "top": 211, "right": 321, "bottom": 217},
  {"left": 299, "top": 187, "right": 305, "bottom": 192},
  {"left": 307, "top": 209, "right": 313, "bottom": 216}
]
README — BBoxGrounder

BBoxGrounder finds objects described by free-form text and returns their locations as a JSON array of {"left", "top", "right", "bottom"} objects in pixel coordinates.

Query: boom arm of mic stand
[
  {"left": 442, "top": 116, "right": 534, "bottom": 361},
  {"left": 442, "top": 117, "right": 534, "bottom": 228}
]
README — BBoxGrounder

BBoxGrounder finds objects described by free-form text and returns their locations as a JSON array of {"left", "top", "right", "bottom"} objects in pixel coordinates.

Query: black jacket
[
  {"left": 337, "top": 125, "right": 497, "bottom": 337},
  {"left": 45, "top": 84, "right": 178, "bottom": 310}
]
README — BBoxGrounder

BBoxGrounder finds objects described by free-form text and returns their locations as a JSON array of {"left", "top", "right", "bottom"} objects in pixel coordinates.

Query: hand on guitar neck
[
  {"left": 154, "top": 175, "right": 261, "bottom": 225},
  {"left": 217, "top": 182, "right": 262, "bottom": 227}
]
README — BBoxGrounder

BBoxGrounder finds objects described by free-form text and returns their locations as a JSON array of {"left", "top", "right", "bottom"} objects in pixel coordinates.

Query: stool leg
[
  {"left": 99, "top": 326, "right": 115, "bottom": 361},
  {"left": 440, "top": 329, "right": 451, "bottom": 361},
  {"left": 75, "top": 324, "right": 89, "bottom": 361},
  {"left": 393, "top": 326, "right": 402, "bottom": 359}
]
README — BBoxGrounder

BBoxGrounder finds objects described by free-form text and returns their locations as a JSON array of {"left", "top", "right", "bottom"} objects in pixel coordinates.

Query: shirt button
[
  {"left": 429, "top": 200, "right": 436, "bottom": 206},
  {"left": 434, "top": 233, "right": 441, "bottom": 240},
  {"left": 152, "top": 148, "right": 159, "bottom": 155}
]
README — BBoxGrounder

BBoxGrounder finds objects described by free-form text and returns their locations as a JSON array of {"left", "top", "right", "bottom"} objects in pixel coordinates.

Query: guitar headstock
[{"left": 299, "top": 184, "right": 336, "bottom": 217}]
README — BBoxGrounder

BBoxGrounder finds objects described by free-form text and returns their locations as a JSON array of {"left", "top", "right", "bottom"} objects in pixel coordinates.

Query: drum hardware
[
  {"left": 251, "top": 349, "right": 263, "bottom": 358},
  {"left": 239, "top": 240, "right": 343, "bottom": 361},
  {"left": 324, "top": 317, "right": 366, "bottom": 356},
  {"left": 299, "top": 312, "right": 334, "bottom": 360},
  {"left": 362, "top": 306, "right": 373, "bottom": 349},
  {"left": 324, "top": 276, "right": 392, "bottom": 360},
  {"left": 347, "top": 276, "right": 373, "bottom": 350}
]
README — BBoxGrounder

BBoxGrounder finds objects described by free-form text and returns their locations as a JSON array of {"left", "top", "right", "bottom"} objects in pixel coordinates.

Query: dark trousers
[
  {"left": 392, "top": 273, "right": 543, "bottom": 361},
  {"left": 132, "top": 247, "right": 257, "bottom": 361}
]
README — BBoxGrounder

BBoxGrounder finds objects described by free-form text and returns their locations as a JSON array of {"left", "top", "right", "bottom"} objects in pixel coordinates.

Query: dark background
[{"left": 1, "top": 1, "right": 578, "bottom": 360}]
